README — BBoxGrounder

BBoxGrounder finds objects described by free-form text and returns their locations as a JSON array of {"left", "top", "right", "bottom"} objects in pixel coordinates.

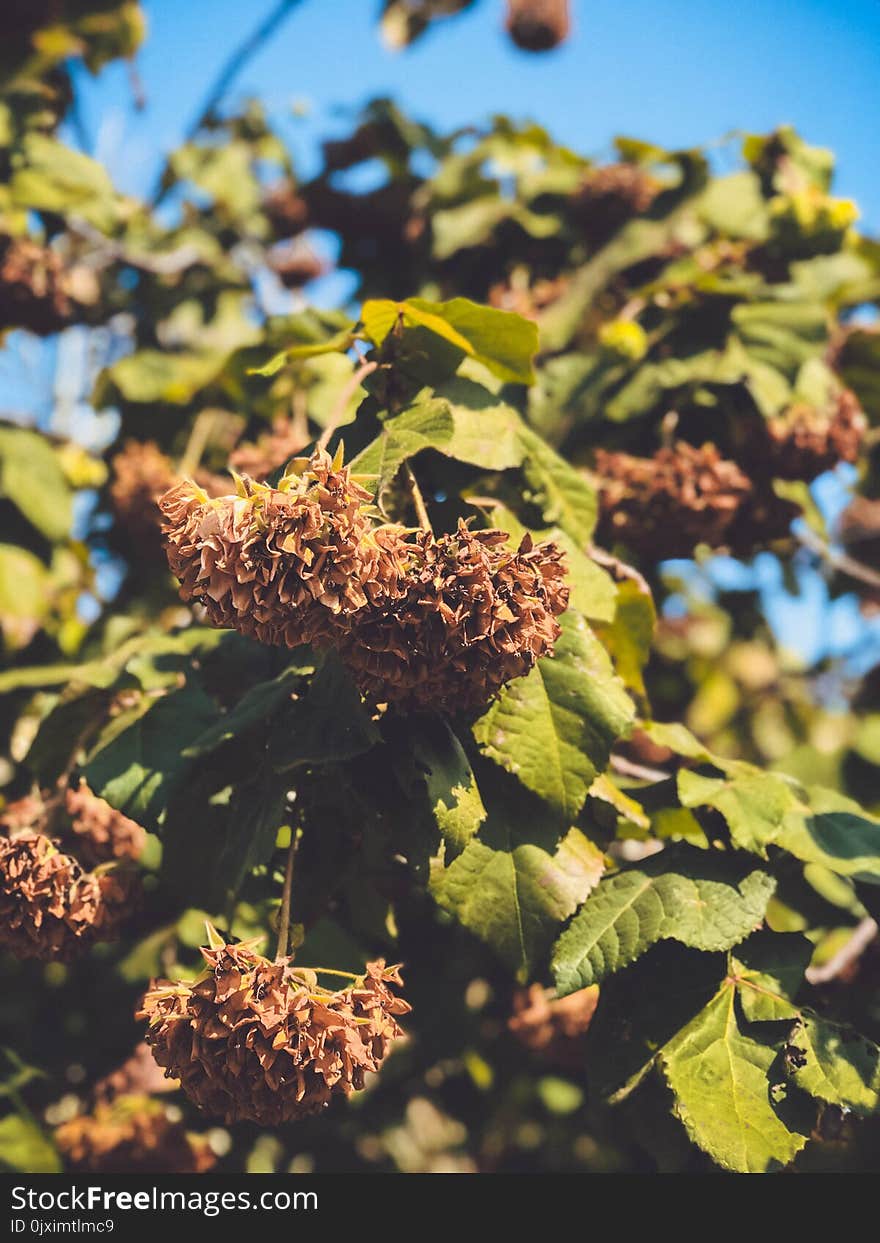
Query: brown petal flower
[
  {"left": 138, "top": 943, "right": 410, "bottom": 1125},
  {"left": 338, "top": 521, "right": 569, "bottom": 714},
  {"left": 0, "top": 832, "right": 137, "bottom": 962},
  {"left": 764, "top": 388, "right": 866, "bottom": 481},
  {"left": 508, "top": 983, "right": 598, "bottom": 1071},
  {"left": 62, "top": 780, "right": 146, "bottom": 866},
  {"left": 596, "top": 441, "right": 753, "bottom": 559},
  {"left": 159, "top": 447, "right": 390, "bottom": 648},
  {"left": 56, "top": 1095, "right": 215, "bottom": 1174}
]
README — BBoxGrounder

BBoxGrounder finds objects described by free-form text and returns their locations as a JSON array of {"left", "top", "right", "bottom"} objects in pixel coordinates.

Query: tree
[{"left": 1, "top": 1, "right": 880, "bottom": 1176}]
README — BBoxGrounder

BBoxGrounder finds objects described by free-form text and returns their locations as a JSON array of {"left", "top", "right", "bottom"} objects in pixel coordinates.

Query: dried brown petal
[
  {"left": 0, "top": 832, "right": 136, "bottom": 962},
  {"left": 338, "top": 521, "right": 569, "bottom": 714},
  {"left": 138, "top": 943, "right": 410, "bottom": 1125},
  {"left": 159, "top": 447, "right": 388, "bottom": 648},
  {"left": 56, "top": 1095, "right": 215, "bottom": 1174},
  {"left": 596, "top": 441, "right": 753, "bottom": 559}
]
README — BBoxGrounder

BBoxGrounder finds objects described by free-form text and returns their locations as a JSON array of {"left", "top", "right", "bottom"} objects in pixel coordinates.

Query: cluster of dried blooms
[
  {"left": 138, "top": 942, "right": 410, "bottom": 1125},
  {"left": 0, "top": 832, "right": 135, "bottom": 962},
  {"left": 0, "top": 234, "right": 71, "bottom": 335},
  {"left": 596, "top": 441, "right": 753, "bottom": 559},
  {"left": 596, "top": 388, "right": 866, "bottom": 560},
  {"left": 160, "top": 447, "right": 396, "bottom": 648},
  {"left": 56, "top": 1095, "right": 215, "bottom": 1174},
  {"left": 0, "top": 784, "right": 143, "bottom": 961},
  {"left": 571, "top": 163, "right": 659, "bottom": 248},
  {"left": 109, "top": 439, "right": 227, "bottom": 555},
  {"left": 508, "top": 984, "right": 598, "bottom": 1070},
  {"left": 338, "top": 522, "right": 569, "bottom": 713},
  {"left": 160, "top": 449, "right": 569, "bottom": 713},
  {"left": 764, "top": 388, "right": 865, "bottom": 481}
]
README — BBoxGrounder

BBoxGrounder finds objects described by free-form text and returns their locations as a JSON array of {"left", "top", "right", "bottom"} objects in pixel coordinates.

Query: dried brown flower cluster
[
  {"left": 110, "top": 440, "right": 227, "bottom": 555},
  {"left": 571, "top": 163, "right": 659, "bottom": 247},
  {"left": 228, "top": 418, "right": 308, "bottom": 480},
  {"left": 56, "top": 1095, "right": 215, "bottom": 1174},
  {"left": 0, "top": 832, "right": 135, "bottom": 962},
  {"left": 508, "top": 984, "right": 598, "bottom": 1070},
  {"left": 1, "top": 783, "right": 146, "bottom": 867},
  {"left": 338, "top": 522, "right": 569, "bottom": 713},
  {"left": 0, "top": 235, "right": 71, "bottom": 335},
  {"left": 505, "top": 0, "right": 570, "bottom": 52},
  {"left": 765, "top": 388, "right": 865, "bottom": 481},
  {"left": 63, "top": 779, "right": 146, "bottom": 865},
  {"left": 138, "top": 942, "right": 410, "bottom": 1125},
  {"left": 596, "top": 441, "right": 753, "bottom": 558},
  {"left": 488, "top": 274, "right": 570, "bottom": 322},
  {"left": 94, "top": 1042, "right": 180, "bottom": 1104},
  {"left": 159, "top": 447, "right": 396, "bottom": 648},
  {"left": 268, "top": 244, "right": 325, "bottom": 289}
]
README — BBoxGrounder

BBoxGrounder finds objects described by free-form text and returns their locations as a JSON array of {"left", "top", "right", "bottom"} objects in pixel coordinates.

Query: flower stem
[
  {"left": 317, "top": 360, "right": 378, "bottom": 451},
  {"left": 405, "top": 463, "right": 432, "bottom": 532},
  {"left": 275, "top": 830, "right": 299, "bottom": 961}
]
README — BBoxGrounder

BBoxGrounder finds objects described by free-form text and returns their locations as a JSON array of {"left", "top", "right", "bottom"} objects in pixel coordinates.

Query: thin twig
[
  {"left": 317, "top": 360, "right": 377, "bottom": 451},
  {"left": 405, "top": 463, "right": 432, "bottom": 532},
  {"left": 806, "top": 917, "right": 879, "bottom": 985},
  {"left": 796, "top": 523, "right": 880, "bottom": 591},
  {"left": 150, "top": 0, "right": 305, "bottom": 207},
  {"left": 275, "top": 831, "right": 299, "bottom": 961},
  {"left": 178, "top": 409, "right": 218, "bottom": 478},
  {"left": 610, "top": 754, "right": 672, "bottom": 784}
]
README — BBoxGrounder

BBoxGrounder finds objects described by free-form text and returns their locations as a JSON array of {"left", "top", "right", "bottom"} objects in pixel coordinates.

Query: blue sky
[{"left": 73, "top": 0, "right": 880, "bottom": 225}]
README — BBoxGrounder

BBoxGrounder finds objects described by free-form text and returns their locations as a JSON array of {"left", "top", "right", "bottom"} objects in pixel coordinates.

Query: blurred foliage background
[{"left": 2, "top": 0, "right": 880, "bottom": 1175}]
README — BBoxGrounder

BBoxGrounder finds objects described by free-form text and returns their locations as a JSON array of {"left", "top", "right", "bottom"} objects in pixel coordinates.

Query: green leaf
[
  {"left": 0, "top": 426, "right": 72, "bottom": 542},
  {"left": 776, "top": 808, "right": 880, "bottom": 884},
  {"left": 551, "top": 846, "right": 775, "bottom": 994},
  {"left": 698, "top": 171, "right": 770, "bottom": 242},
  {"left": 270, "top": 654, "right": 380, "bottom": 772},
  {"left": 351, "top": 384, "right": 524, "bottom": 492},
  {"left": 98, "top": 349, "right": 228, "bottom": 405},
  {"left": 408, "top": 716, "right": 486, "bottom": 856},
  {"left": 183, "top": 659, "right": 311, "bottom": 758},
  {"left": 0, "top": 1114, "right": 61, "bottom": 1174},
  {"left": 595, "top": 575, "right": 656, "bottom": 697},
  {"left": 432, "top": 823, "right": 604, "bottom": 981},
  {"left": 786, "top": 1015, "right": 880, "bottom": 1115},
  {"left": 0, "top": 544, "right": 50, "bottom": 652},
  {"left": 248, "top": 327, "right": 356, "bottom": 376},
  {"left": 473, "top": 611, "right": 634, "bottom": 821},
  {"left": 732, "top": 930, "right": 813, "bottom": 1023},
  {"left": 11, "top": 134, "right": 118, "bottom": 232},
  {"left": 678, "top": 767, "right": 802, "bottom": 856},
  {"left": 518, "top": 425, "right": 597, "bottom": 544},
  {"left": 84, "top": 686, "right": 217, "bottom": 833},
  {"left": 360, "top": 297, "right": 538, "bottom": 384},
  {"left": 660, "top": 982, "right": 808, "bottom": 1173}
]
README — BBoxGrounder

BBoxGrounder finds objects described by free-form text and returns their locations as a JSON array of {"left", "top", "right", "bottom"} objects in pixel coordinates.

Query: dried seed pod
[
  {"left": 596, "top": 441, "right": 753, "bottom": 559},
  {"left": 63, "top": 780, "right": 146, "bottom": 866},
  {"left": 138, "top": 943, "right": 410, "bottom": 1125},
  {"left": 159, "top": 447, "right": 391, "bottom": 648},
  {"left": 228, "top": 419, "right": 308, "bottom": 480},
  {"left": 56, "top": 1095, "right": 215, "bottom": 1174},
  {"left": 508, "top": 983, "right": 598, "bottom": 1070},
  {"left": 571, "top": 163, "right": 659, "bottom": 247},
  {"left": 0, "top": 235, "right": 72, "bottom": 335},
  {"left": 764, "top": 388, "right": 866, "bottom": 481},
  {"left": 338, "top": 521, "right": 569, "bottom": 714},
  {"left": 0, "top": 832, "right": 136, "bottom": 962},
  {"left": 505, "top": 0, "right": 570, "bottom": 52}
]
